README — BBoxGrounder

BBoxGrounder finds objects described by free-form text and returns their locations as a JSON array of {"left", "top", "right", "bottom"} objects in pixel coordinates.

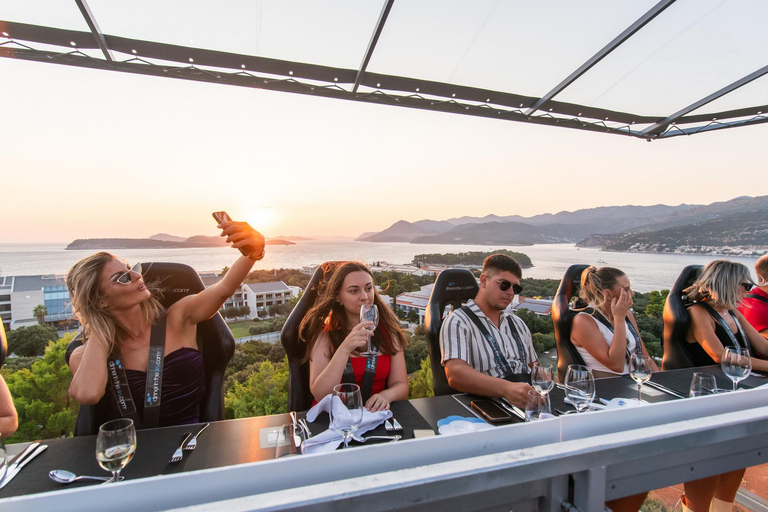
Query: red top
[
  {"left": 739, "top": 287, "right": 768, "bottom": 333},
  {"left": 349, "top": 354, "right": 391, "bottom": 396}
]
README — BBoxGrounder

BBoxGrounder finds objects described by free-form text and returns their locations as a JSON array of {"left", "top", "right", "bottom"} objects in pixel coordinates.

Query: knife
[
  {"left": 644, "top": 380, "right": 686, "bottom": 399},
  {"left": 2, "top": 442, "right": 39, "bottom": 483},
  {"left": 494, "top": 397, "right": 526, "bottom": 420},
  {"left": 289, "top": 411, "right": 302, "bottom": 447},
  {"left": 0, "top": 444, "right": 48, "bottom": 489}
]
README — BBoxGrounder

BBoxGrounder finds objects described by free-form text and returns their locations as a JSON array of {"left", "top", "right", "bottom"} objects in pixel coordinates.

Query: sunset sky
[{"left": 2, "top": 0, "right": 767, "bottom": 243}]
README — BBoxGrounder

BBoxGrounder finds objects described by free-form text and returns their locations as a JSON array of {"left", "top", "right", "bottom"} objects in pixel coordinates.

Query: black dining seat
[
  {"left": 66, "top": 262, "right": 235, "bottom": 436},
  {"left": 424, "top": 268, "right": 480, "bottom": 396},
  {"left": 661, "top": 265, "right": 702, "bottom": 371},
  {"left": 280, "top": 262, "right": 341, "bottom": 412},
  {"left": 0, "top": 321, "right": 7, "bottom": 368},
  {"left": 552, "top": 264, "right": 590, "bottom": 383}
]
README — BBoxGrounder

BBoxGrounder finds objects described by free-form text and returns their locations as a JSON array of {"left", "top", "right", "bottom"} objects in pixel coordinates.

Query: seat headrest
[
  {"left": 429, "top": 269, "right": 480, "bottom": 307},
  {"left": 141, "top": 262, "right": 206, "bottom": 309}
]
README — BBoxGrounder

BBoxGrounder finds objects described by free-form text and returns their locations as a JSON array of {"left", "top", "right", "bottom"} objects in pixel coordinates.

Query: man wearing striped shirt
[{"left": 439, "top": 254, "right": 537, "bottom": 408}]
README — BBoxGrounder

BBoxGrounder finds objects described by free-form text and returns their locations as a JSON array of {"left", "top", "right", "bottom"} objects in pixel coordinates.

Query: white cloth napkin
[{"left": 302, "top": 394, "right": 392, "bottom": 454}]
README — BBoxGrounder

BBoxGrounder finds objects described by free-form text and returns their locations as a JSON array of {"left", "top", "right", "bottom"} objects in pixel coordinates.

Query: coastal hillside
[
  {"left": 357, "top": 219, "right": 454, "bottom": 242},
  {"left": 577, "top": 210, "right": 768, "bottom": 255},
  {"left": 66, "top": 235, "right": 294, "bottom": 250},
  {"left": 410, "top": 221, "right": 581, "bottom": 245}
]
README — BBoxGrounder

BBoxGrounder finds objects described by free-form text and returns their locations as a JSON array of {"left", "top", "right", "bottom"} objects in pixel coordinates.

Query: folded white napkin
[{"left": 302, "top": 394, "right": 392, "bottom": 454}]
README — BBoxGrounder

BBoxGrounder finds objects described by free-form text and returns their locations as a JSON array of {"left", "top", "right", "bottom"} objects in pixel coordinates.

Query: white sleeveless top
[{"left": 574, "top": 311, "right": 638, "bottom": 375}]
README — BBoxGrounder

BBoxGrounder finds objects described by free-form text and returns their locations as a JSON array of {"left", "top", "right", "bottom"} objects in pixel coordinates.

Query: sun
[{"left": 245, "top": 207, "right": 277, "bottom": 233}]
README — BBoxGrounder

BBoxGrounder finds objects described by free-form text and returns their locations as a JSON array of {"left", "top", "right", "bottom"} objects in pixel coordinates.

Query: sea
[{"left": 0, "top": 241, "right": 761, "bottom": 293}]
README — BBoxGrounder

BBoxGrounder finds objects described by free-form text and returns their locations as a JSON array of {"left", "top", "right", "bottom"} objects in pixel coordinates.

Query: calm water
[{"left": 0, "top": 241, "right": 759, "bottom": 292}]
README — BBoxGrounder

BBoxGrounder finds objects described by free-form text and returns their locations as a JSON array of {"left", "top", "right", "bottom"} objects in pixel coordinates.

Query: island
[{"left": 66, "top": 235, "right": 295, "bottom": 250}]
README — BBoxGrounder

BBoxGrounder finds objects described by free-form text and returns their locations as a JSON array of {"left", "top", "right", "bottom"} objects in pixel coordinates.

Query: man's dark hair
[{"left": 482, "top": 253, "right": 522, "bottom": 278}]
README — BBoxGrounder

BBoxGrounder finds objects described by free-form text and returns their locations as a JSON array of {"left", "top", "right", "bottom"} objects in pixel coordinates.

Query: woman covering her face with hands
[
  {"left": 571, "top": 266, "right": 659, "bottom": 378},
  {"left": 299, "top": 262, "right": 408, "bottom": 412}
]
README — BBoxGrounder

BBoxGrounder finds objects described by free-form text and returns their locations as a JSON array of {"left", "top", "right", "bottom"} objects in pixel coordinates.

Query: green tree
[
  {"left": 225, "top": 359, "right": 289, "bottom": 418},
  {"left": 404, "top": 335, "right": 430, "bottom": 374},
  {"left": 5, "top": 334, "right": 78, "bottom": 442},
  {"left": 238, "top": 305, "right": 251, "bottom": 318},
  {"left": 8, "top": 324, "right": 59, "bottom": 357},
  {"left": 532, "top": 332, "right": 556, "bottom": 356},
  {"left": 408, "top": 358, "right": 434, "bottom": 399},
  {"left": 407, "top": 310, "right": 419, "bottom": 323},
  {"left": 33, "top": 304, "right": 48, "bottom": 325},
  {"left": 645, "top": 290, "right": 669, "bottom": 319}
]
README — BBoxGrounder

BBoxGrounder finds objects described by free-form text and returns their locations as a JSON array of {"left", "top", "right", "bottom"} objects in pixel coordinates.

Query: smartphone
[
  {"left": 470, "top": 399, "right": 512, "bottom": 423},
  {"left": 212, "top": 211, "right": 257, "bottom": 258}
]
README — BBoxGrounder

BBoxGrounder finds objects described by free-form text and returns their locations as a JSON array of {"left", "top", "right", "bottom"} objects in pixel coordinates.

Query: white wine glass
[
  {"left": 330, "top": 383, "right": 364, "bottom": 449},
  {"left": 531, "top": 362, "right": 554, "bottom": 397},
  {"left": 564, "top": 364, "right": 595, "bottom": 413},
  {"left": 629, "top": 354, "right": 653, "bottom": 402},
  {"left": 359, "top": 304, "right": 379, "bottom": 356},
  {"left": 721, "top": 347, "right": 751, "bottom": 391},
  {"left": 96, "top": 418, "right": 136, "bottom": 483}
]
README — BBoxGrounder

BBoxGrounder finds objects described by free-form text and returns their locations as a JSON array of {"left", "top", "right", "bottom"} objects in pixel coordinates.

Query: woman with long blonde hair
[{"left": 67, "top": 218, "right": 264, "bottom": 428}]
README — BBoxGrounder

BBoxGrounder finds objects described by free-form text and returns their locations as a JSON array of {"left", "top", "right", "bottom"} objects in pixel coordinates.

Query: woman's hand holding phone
[{"left": 212, "top": 211, "right": 266, "bottom": 261}]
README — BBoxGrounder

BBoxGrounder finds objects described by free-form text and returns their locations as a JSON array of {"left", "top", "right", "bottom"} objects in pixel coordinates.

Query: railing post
[{"left": 572, "top": 466, "right": 606, "bottom": 512}]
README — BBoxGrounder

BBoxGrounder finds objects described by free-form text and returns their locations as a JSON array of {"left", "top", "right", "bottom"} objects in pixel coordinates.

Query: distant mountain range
[
  {"left": 357, "top": 196, "right": 768, "bottom": 254},
  {"left": 66, "top": 234, "right": 295, "bottom": 250}
]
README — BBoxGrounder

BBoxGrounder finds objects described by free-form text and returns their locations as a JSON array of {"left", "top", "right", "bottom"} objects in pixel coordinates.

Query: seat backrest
[
  {"left": 0, "top": 321, "right": 7, "bottom": 368},
  {"left": 552, "top": 264, "right": 589, "bottom": 383},
  {"left": 280, "top": 263, "right": 340, "bottom": 412},
  {"left": 661, "top": 265, "right": 702, "bottom": 371},
  {"left": 424, "top": 268, "right": 479, "bottom": 396},
  {"left": 69, "top": 262, "right": 235, "bottom": 435}
]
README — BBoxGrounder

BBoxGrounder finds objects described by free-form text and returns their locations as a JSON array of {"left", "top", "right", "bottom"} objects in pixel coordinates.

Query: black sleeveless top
[{"left": 687, "top": 306, "right": 746, "bottom": 367}]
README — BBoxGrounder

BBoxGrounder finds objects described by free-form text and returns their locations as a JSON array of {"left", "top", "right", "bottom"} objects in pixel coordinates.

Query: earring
[{"left": 102, "top": 303, "right": 107, "bottom": 308}]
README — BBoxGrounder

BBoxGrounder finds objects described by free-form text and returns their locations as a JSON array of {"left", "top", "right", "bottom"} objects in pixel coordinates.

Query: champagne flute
[
  {"left": 359, "top": 304, "right": 379, "bottom": 356},
  {"left": 96, "top": 418, "right": 136, "bottom": 484},
  {"left": 689, "top": 372, "right": 717, "bottom": 397},
  {"left": 721, "top": 347, "right": 751, "bottom": 391},
  {"left": 629, "top": 354, "right": 653, "bottom": 402},
  {"left": 564, "top": 364, "right": 595, "bottom": 413},
  {"left": 330, "top": 383, "right": 364, "bottom": 449},
  {"left": 531, "top": 362, "right": 554, "bottom": 397}
]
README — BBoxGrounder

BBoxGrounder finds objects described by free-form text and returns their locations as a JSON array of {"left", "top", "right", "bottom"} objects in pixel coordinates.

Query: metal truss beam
[
  {"left": 73, "top": 0, "right": 113, "bottom": 62},
  {"left": 352, "top": 0, "right": 395, "bottom": 93},
  {"left": 641, "top": 63, "right": 768, "bottom": 137},
  {"left": 525, "top": 0, "right": 677, "bottom": 117}
]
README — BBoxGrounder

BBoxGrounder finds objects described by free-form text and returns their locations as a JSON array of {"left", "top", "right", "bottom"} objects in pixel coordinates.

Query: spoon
[{"left": 49, "top": 469, "right": 120, "bottom": 484}]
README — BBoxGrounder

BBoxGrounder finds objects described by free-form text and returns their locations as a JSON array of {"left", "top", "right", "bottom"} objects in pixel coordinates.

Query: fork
[
  {"left": 170, "top": 433, "right": 192, "bottom": 463},
  {"left": 385, "top": 417, "right": 403, "bottom": 432},
  {"left": 183, "top": 423, "right": 209, "bottom": 451}
]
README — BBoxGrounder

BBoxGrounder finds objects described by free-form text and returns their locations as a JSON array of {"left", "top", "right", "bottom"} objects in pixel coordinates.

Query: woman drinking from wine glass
[
  {"left": 570, "top": 266, "right": 658, "bottom": 512},
  {"left": 681, "top": 260, "right": 768, "bottom": 512},
  {"left": 66, "top": 217, "right": 265, "bottom": 428},
  {"left": 299, "top": 262, "right": 408, "bottom": 412}
]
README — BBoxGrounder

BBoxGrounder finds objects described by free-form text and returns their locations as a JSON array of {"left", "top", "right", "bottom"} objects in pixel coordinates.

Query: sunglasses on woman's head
[
  {"left": 116, "top": 262, "right": 142, "bottom": 285},
  {"left": 488, "top": 276, "right": 523, "bottom": 294},
  {"left": 741, "top": 282, "right": 753, "bottom": 292}
]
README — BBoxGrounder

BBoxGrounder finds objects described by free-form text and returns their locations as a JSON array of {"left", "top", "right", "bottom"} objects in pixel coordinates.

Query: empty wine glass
[
  {"left": 96, "top": 418, "right": 136, "bottom": 484},
  {"left": 359, "top": 304, "right": 379, "bottom": 356},
  {"left": 274, "top": 424, "right": 307, "bottom": 458},
  {"left": 689, "top": 372, "right": 718, "bottom": 397},
  {"left": 721, "top": 347, "right": 751, "bottom": 391},
  {"left": 629, "top": 354, "right": 653, "bottom": 402},
  {"left": 531, "top": 362, "right": 554, "bottom": 397},
  {"left": 330, "top": 383, "right": 364, "bottom": 449},
  {"left": 564, "top": 364, "right": 595, "bottom": 413}
]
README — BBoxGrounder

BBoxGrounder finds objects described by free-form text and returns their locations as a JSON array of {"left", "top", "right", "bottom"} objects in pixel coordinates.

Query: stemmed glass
[
  {"left": 532, "top": 362, "right": 554, "bottom": 397},
  {"left": 721, "top": 347, "right": 751, "bottom": 391},
  {"left": 359, "top": 304, "right": 379, "bottom": 356},
  {"left": 329, "top": 383, "right": 364, "bottom": 449},
  {"left": 96, "top": 418, "right": 136, "bottom": 484},
  {"left": 564, "top": 364, "right": 595, "bottom": 413},
  {"left": 629, "top": 354, "right": 653, "bottom": 402}
]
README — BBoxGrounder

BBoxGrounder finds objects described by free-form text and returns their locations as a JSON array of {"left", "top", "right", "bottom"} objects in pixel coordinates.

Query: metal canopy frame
[{"left": 1, "top": 0, "right": 767, "bottom": 141}]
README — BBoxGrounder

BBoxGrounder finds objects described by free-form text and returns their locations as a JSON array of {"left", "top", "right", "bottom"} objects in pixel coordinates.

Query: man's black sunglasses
[{"left": 489, "top": 276, "right": 523, "bottom": 294}]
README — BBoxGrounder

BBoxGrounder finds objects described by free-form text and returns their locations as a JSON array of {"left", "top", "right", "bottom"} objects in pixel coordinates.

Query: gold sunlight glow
[{"left": 245, "top": 207, "right": 277, "bottom": 233}]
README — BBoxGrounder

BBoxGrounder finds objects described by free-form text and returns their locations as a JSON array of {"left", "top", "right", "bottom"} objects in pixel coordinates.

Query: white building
[
  {"left": 2, "top": 274, "right": 74, "bottom": 331},
  {"left": 242, "top": 281, "right": 299, "bottom": 319},
  {"left": 394, "top": 284, "right": 434, "bottom": 324}
]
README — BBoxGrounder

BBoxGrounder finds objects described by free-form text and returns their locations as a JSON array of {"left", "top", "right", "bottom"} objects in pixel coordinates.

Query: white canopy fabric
[{"left": 1, "top": 0, "right": 766, "bottom": 140}]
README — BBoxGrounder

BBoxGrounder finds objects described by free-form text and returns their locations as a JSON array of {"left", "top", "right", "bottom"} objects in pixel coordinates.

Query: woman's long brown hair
[{"left": 299, "top": 262, "right": 407, "bottom": 361}]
